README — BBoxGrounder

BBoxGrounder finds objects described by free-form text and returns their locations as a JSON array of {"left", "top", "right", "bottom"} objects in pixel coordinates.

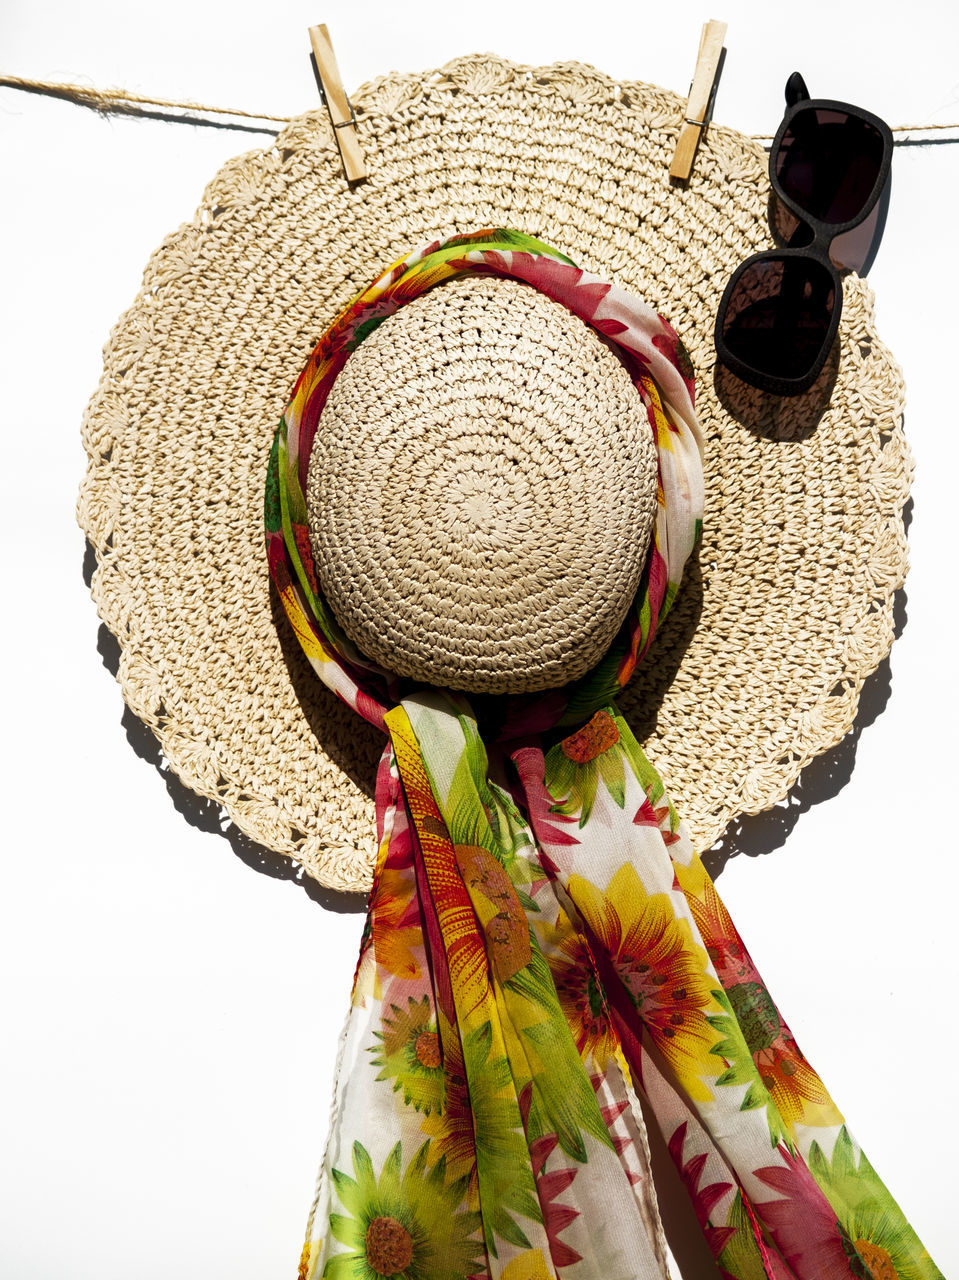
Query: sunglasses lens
[
  {"left": 721, "top": 256, "right": 836, "bottom": 383},
  {"left": 776, "top": 107, "right": 886, "bottom": 227},
  {"left": 826, "top": 170, "right": 891, "bottom": 274}
]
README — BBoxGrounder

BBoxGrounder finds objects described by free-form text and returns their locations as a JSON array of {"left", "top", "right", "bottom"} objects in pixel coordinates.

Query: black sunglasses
[{"left": 714, "top": 73, "right": 893, "bottom": 397}]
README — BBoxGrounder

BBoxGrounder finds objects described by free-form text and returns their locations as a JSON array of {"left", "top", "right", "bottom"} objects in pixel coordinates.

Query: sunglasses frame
[{"left": 714, "top": 85, "right": 894, "bottom": 396}]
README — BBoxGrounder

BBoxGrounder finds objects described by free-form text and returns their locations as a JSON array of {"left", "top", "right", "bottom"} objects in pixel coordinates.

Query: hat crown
[{"left": 307, "top": 275, "right": 660, "bottom": 693}]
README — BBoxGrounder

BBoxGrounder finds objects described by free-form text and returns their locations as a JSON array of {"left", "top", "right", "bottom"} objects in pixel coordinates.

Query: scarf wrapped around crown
[{"left": 265, "top": 231, "right": 940, "bottom": 1280}]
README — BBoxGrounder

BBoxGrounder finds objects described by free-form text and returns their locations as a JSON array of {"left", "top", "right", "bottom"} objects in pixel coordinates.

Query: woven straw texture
[
  {"left": 308, "top": 275, "right": 660, "bottom": 694},
  {"left": 77, "top": 55, "right": 910, "bottom": 893}
]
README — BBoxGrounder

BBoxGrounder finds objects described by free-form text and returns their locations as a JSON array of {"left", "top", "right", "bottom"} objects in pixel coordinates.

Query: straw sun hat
[{"left": 77, "top": 53, "right": 909, "bottom": 894}]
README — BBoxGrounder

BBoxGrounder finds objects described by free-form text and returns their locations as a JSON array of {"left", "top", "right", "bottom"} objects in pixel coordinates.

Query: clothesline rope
[
  {"left": 0, "top": 74, "right": 290, "bottom": 124},
  {"left": 2, "top": 73, "right": 957, "bottom": 141}
]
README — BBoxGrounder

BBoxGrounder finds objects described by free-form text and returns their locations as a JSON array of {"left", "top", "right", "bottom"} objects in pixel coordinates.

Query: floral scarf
[{"left": 265, "top": 230, "right": 940, "bottom": 1280}]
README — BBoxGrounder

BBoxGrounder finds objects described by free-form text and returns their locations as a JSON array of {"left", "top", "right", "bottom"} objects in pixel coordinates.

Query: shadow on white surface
[{"left": 705, "top": 581, "right": 908, "bottom": 876}]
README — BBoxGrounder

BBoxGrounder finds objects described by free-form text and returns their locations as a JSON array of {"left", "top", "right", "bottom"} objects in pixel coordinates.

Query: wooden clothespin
[
  {"left": 669, "top": 19, "right": 727, "bottom": 183},
  {"left": 309, "top": 23, "right": 367, "bottom": 184}
]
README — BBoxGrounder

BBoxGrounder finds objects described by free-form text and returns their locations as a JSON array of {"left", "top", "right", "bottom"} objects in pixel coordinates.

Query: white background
[{"left": 2, "top": 2, "right": 958, "bottom": 1277}]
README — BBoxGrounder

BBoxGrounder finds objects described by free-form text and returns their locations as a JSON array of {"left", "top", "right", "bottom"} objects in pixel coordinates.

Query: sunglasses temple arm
[{"left": 784, "top": 71, "right": 810, "bottom": 106}]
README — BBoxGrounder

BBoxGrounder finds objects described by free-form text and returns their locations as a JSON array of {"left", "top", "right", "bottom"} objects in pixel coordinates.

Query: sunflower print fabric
[{"left": 265, "top": 231, "right": 941, "bottom": 1280}]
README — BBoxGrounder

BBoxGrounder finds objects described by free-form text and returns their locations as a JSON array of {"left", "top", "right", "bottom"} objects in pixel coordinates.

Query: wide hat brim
[{"left": 77, "top": 54, "right": 909, "bottom": 893}]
